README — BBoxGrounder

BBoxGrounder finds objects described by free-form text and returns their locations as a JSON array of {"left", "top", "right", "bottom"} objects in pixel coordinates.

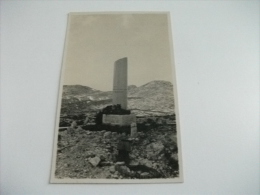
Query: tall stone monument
[
  {"left": 112, "top": 57, "right": 127, "bottom": 109},
  {"left": 102, "top": 57, "right": 136, "bottom": 127}
]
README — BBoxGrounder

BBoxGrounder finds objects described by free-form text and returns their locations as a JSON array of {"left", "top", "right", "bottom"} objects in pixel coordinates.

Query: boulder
[
  {"left": 115, "top": 165, "right": 130, "bottom": 176},
  {"left": 71, "top": 121, "right": 77, "bottom": 128},
  {"left": 139, "top": 158, "right": 153, "bottom": 168},
  {"left": 100, "top": 161, "right": 111, "bottom": 166},
  {"left": 115, "top": 161, "right": 125, "bottom": 166},
  {"left": 109, "top": 166, "right": 116, "bottom": 173},
  {"left": 170, "top": 153, "right": 178, "bottom": 161},
  {"left": 171, "top": 135, "right": 177, "bottom": 144},
  {"left": 150, "top": 142, "right": 164, "bottom": 152},
  {"left": 140, "top": 172, "right": 150, "bottom": 178},
  {"left": 111, "top": 132, "right": 118, "bottom": 137},
  {"left": 77, "top": 126, "right": 83, "bottom": 131},
  {"left": 111, "top": 174, "right": 119, "bottom": 179},
  {"left": 129, "top": 160, "right": 139, "bottom": 166},
  {"left": 146, "top": 142, "right": 165, "bottom": 159},
  {"left": 88, "top": 156, "right": 101, "bottom": 167},
  {"left": 86, "top": 131, "right": 92, "bottom": 135},
  {"left": 103, "top": 131, "right": 112, "bottom": 139}
]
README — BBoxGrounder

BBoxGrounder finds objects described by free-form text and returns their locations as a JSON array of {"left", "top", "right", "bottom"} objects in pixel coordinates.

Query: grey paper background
[{"left": 0, "top": 1, "right": 259, "bottom": 194}]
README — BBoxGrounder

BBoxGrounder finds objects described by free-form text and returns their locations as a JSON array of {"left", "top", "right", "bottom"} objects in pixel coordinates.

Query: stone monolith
[{"left": 112, "top": 57, "right": 127, "bottom": 109}]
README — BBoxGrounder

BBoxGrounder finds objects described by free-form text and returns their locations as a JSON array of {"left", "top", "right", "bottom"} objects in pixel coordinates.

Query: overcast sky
[{"left": 63, "top": 13, "right": 174, "bottom": 91}]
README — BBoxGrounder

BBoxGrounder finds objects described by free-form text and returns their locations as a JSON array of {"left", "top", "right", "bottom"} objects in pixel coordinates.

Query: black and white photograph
[
  {"left": 50, "top": 12, "right": 183, "bottom": 183},
  {"left": 2, "top": 1, "right": 259, "bottom": 193}
]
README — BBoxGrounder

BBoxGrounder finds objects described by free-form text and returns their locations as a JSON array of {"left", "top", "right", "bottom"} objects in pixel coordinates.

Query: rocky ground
[{"left": 55, "top": 124, "right": 179, "bottom": 180}]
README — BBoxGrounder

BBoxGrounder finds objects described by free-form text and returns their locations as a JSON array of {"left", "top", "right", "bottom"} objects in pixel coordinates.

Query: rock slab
[{"left": 88, "top": 157, "right": 101, "bottom": 167}]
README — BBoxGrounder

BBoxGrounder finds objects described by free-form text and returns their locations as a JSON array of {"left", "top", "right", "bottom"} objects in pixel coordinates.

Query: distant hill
[
  {"left": 127, "top": 85, "right": 137, "bottom": 91},
  {"left": 63, "top": 85, "right": 100, "bottom": 96},
  {"left": 128, "top": 80, "right": 174, "bottom": 115},
  {"left": 61, "top": 80, "right": 175, "bottom": 116}
]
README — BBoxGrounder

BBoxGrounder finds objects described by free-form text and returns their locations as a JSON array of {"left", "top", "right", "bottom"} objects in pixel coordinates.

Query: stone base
[{"left": 102, "top": 114, "right": 136, "bottom": 126}]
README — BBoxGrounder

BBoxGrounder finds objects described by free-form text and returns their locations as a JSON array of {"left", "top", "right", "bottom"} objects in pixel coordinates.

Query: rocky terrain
[
  {"left": 55, "top": 121, "right": 179, "bottom": 179},
  {"left": 55, "top": 80, "right": 179, "bottom": 180}
]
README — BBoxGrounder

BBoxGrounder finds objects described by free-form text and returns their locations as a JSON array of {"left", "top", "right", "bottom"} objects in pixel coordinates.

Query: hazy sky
[{"left": 63, "top": 13, "right": 174, "bottom": 91}]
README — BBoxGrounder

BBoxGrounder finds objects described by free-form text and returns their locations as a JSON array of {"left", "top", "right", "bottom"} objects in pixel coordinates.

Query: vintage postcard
[{"left": 50, "top": 12, "right": 183, "bottom": 183}]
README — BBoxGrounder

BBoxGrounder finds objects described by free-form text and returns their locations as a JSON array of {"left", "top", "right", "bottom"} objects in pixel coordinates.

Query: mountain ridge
[{"left": 61, "top": 80, "right": 175, "bottom": 116}]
